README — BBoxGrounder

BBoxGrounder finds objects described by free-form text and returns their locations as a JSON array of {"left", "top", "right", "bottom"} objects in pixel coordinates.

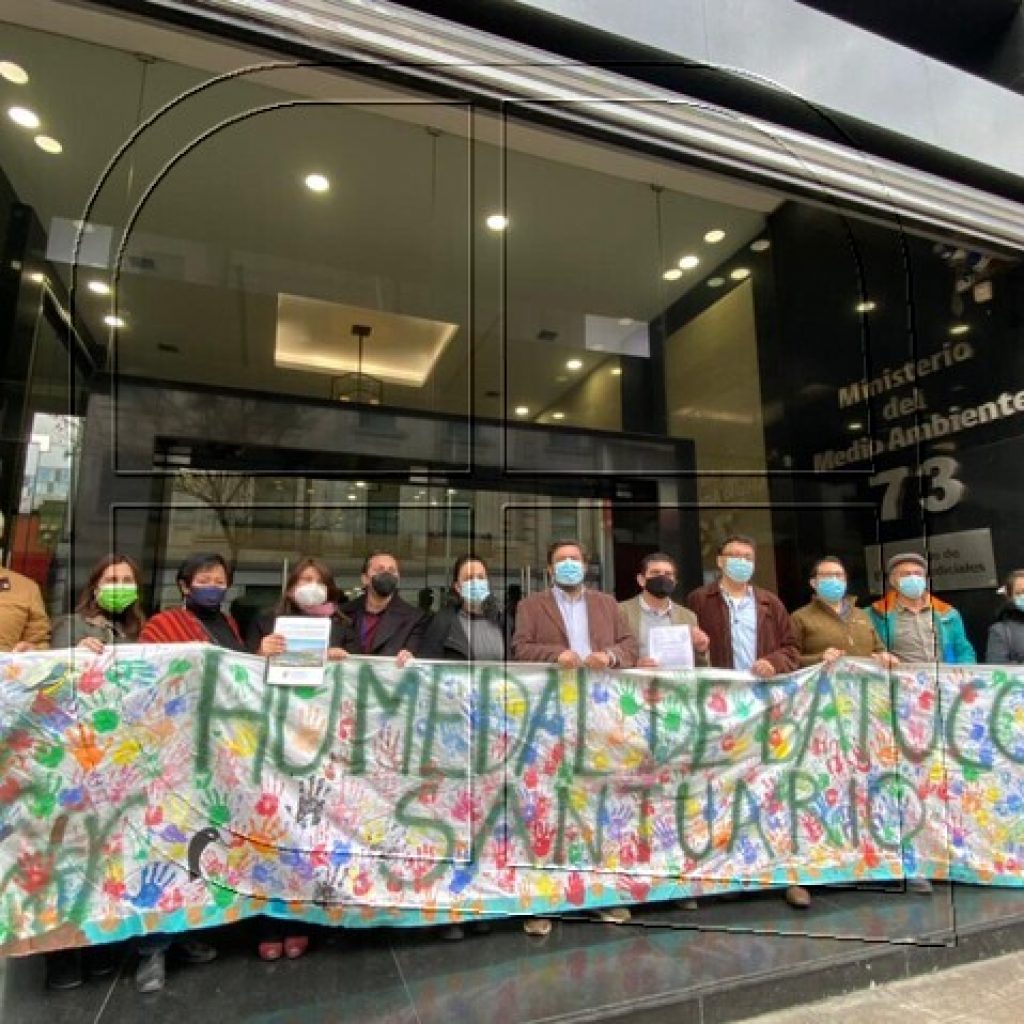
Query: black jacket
[
  {"left": 246, "top": 607, "right": 357, "bottom": 655},
  {"left": 340, "top": 593, "right": 427, "bottom": 656},
  {"left": 986, "top": 605, "right": 1024, "bottom": 664},
  {"left": 418, "top": 593, "right": 507, "bottom": 660}
]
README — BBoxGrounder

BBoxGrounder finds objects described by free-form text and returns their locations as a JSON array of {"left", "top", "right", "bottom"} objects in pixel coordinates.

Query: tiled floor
[{"left": 1, "top": 885, "right": 1021, "bottom": 1024}]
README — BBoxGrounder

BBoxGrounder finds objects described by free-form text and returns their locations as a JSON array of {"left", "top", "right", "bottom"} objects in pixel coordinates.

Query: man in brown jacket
[
  {"left": 0, "top": 567, "right": 51, "bottom": 652},
  {"left": 686, "top": 534, "right": 804, "bottom": 909},
  {"left": 511, "top": 538, "right": 637, "bottom": 934},
  {"left": 511, "top": 540, "right": 637, "bottom": 670},
  {"left": 686, "top": 534, "right": 799, "bottom": 677}
]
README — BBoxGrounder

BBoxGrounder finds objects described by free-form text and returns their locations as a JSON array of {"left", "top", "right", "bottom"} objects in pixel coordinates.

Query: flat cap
[{"left": 886, "top": 551, "right": 927, "bottom": 574}]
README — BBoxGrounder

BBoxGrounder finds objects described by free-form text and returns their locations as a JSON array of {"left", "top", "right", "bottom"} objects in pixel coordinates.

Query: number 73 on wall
[{"left": 869, "top": 457, "right": 965, "bottom": 522}]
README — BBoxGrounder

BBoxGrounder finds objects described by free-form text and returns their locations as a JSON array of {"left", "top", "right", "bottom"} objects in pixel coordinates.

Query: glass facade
[{"left": 0, "top": 3, "right": 1021, "bottom": 653}]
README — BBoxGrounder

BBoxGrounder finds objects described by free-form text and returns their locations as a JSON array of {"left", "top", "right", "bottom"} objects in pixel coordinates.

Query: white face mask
[{"left": 292, "top": 582, "right": 329, "bottom": 609}]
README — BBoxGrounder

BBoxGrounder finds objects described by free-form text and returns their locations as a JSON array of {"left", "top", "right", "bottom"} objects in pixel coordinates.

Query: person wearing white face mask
[
  {"left": 868, "top": 553, "right": 976, "bottom": 666},
  {"left": 987, "top": 569, "right": 1024, "bottom": 663},
  {"left": 686, "top": 534, "right": 799, "bottom": 678},
  {"left": 419, "top": 554, "right": 507, "bottom": 663},
  {"left": 248, "top": 557, "right": 355, "bottom": 664},
  {"left": 791, "top": 555, "right": 895, "bottom": 668}
]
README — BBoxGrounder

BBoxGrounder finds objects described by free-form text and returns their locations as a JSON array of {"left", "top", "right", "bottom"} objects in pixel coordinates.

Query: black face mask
[
  {"left": 370, "top": 572, "right": 399, "bottom": 598},
  {"left": 643, "top": 575, "right": 676, "bottom": 599}
]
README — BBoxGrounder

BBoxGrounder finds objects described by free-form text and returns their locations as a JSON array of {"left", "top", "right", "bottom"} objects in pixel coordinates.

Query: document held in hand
[
  {"left": 646, "top": 624, "right": 695, "bottom": 669},
  {"left": 265, "top": 616, "right": 331, "bottom": 685}
]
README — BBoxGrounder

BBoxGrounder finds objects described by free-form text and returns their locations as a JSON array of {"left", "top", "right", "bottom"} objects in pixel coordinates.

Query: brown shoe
[
  {"left": 785, "top": 885, "right": 811, "bottom": 909},
  {"left": 523, "top": 917, "right": 552, "bottom": 937}
]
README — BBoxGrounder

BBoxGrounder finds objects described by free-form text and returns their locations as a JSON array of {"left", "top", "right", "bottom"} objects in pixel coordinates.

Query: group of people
[{"left": 2, "top": 534, "right": 1022, "bottom": 992}]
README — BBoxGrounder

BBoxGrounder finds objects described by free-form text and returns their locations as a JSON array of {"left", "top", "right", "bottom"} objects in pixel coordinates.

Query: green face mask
[{"left": 95, "top": 583, "right": 138, "bottom": 614}]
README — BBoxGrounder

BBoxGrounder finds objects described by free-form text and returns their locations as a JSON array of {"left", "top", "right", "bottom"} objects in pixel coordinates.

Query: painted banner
[{"left": 2, "top": 644, "right": 1024, "bottom": 955}]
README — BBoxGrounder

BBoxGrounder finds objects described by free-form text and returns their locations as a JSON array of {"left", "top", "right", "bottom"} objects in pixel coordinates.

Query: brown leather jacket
[{"left": 686, "top": 579, "right": 799, "bottom": 673}]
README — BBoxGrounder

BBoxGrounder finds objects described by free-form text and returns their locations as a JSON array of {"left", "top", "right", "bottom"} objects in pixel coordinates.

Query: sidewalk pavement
[{"left": 740, "top": 949, "right": 1024, "bottom": 1024}]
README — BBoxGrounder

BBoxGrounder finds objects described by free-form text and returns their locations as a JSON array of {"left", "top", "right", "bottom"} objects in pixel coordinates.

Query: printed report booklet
[{"left": 265, "top": 615, "right": 331, "bottom": 685}]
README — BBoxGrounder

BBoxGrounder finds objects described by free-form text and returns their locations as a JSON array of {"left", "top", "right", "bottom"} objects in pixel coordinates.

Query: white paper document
[
  {"left": 265, "top": 616, "right": 331, "bottom": 686},
  {"left": 647, "top": 624, "right": 695, "bottom": 669}
]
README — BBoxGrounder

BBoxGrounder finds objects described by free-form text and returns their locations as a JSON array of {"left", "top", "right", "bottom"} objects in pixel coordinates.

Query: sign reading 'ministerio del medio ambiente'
[
  {"left": 813, "top": 341, "right": 1024, "bottom": 470},
  {"left": 3, "top": 644, "right": 1024, "bottom": 956}
]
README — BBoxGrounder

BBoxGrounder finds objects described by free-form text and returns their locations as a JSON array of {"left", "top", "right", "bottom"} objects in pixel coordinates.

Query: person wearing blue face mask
[
  {"left": 512, "top": 538, "right": 638, "bottom": 936},
  {"left": 419, "top": 554, "right": 507, "bottom": 663},
  {"left": 511, "top": 540, "right": 637, "bottom": 671},
  {"left": 791, "top": 556, "right": 895, "bottom": 668},
  {"left": 985, "top": 569, "right": 1024, "bottom": 663},
  {"left": 686, "top": 534, "right": 799, "bottom": 678},
  {"left": 868, "top": 552, "right": 976, "bottom": 667}
]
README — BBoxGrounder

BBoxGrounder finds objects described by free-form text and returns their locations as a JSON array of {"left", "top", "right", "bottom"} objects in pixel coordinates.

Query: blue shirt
[
  {"left": 723, "top": 590, "right": 757, "bottom": 671},
  {"left": 552, "top": 586, "right": 592, "bottom": 658}
]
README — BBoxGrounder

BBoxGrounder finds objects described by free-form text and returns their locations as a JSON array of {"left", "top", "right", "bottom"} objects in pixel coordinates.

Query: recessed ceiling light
[
  {"left": 34, "top": 135, "right": 62, "bottom": 155},
  {"left": 707, "top": 277, "right": 725, "bottom": 288},
  {"left": 485, "top": 213, "right": 508, "bottom": 231},
  {"left": 847, "top": 421, "right": 864, "bottom": 431},
  {"left": 8, "top": 106, "right": 40, "bottom": 129},
  {"left": 0, "top": 62, "right": 29, "bottom": 85},
  {"left": 355, "top": 480, "right": 366, "bottom": 488},
  {"left": 855, "top": 300, "right": 877, "bottom": 313},
  {"left": 750, "top": 239, "right": 771, "bottom": 252},
  {"left": 447, "top": 488, "right": 456, "bottom": 495},
  {"left": 103, "top": 314, "right": 125, "bottom": 328},
  {"left": 88, "top": 280, "right": 111, "bottom": 296},
  {"left": 950, "top": 323, "right": 970, "bottom": 336},
  {"left": 617, "top": 317, "right": 634, "bottom": 327},
  {"left": 662, "top": 268, "right": 683, "bottom": 281},
  {"left": 610, "top": 367, "right": 622, "bottom": 376},
  {"left": 566, "top": 358, "right": 583, "bottom": 370},
  {"left": 304, "top": 172, "right": 330, "bottom": 193},
  {"left": 730, "top": 267, "right": 751, "bottom": 281},
  {"left": 704, "top": 229, "right": 726, "bottom": 244},
  {"left": 678, "top": 254, "right": 700, "bottom": 270},
  {"left": 514, "top": 405, "right": 529, "bottom": 417},
  {"left": 430, "top": 500, "right": 438, "bottom": 507},
  {"left": 28, "top": 271, "right": 45, "bottom": 283},
  {"left": 347, "top": 494, "right": 357, "bottom": 501},
  {"left": 552, "top": 411, "right": 565, "bottom": 420}
]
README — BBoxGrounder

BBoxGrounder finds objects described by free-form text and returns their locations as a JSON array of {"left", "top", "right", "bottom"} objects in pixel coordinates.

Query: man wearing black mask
[
  {"left": 619, "top": 553, "right": 710, "bottom": 668},
  {"left": 342, "top": 551, "right": 425, "bottom": 663}
]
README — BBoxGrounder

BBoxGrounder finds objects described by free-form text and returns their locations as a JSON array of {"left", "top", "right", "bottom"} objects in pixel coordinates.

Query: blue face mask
[
  {"left": 553, "top": 558, "right": 585, "bottom": 587},
  {"left": 723, "top": 556, "right": 754, "bottom": 584},
  {"left": 896, "top": 575, "right": 927, "bottom": 601},
  {"left": 816, "top": 577, "right": 847, "bottom": 603},
  {"left": 188, "top": 585, "right": 226, "bottom": 609},
  {"left": 461, "top": 579, "right": 490, "bottom": 604},
  {"left": 1013, "top": 596, "right": 1024, "bottom": 613}
]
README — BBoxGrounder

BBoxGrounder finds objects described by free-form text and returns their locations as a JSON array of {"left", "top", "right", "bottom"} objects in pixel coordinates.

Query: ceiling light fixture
[
  {"left": 552, "top": 411, "right": 565, "bottom": 420},
  {"left": 678, "top": 254, "right": 700, "bottom": 270},
  {"left": 28, "top": 271, "right": 45, "bottom": 284},
  {"left": 104, "top": 314, "right": 125, "bottom": 328},
  {"left": 950, "top": 323, "right": 970, "bottom": 336},
  {"left": 34, "top": 135, "right": 62, "bottom": 154},
  {"left": 485, "top": 213, "right": 508, "bottom": 231},
  {"left": 304, "top": 172, "right": 330, "bottom": 193},
  {"left": 704, "top": 229, "right": 726, "bottom": 244},
  {"left": 750, "top": 239, "right": 771, "bottom": 252},
  {"left": 730, "top": 267, "right": 751, "bottom": 281},
  {"left": 88, "top": 280, "right": 111, "bottom": 296},
  {"left": 617, "top": 317, "right": 634, "bottom": 326},
  {"left": 855, "top": 300, "right": 877, "bottom": 313},
  {"left": 347, "top": 494, "right": 357, "bottom": 501},
  {"left": 0, "top": 62, "right": 29, "bottom": 85},
  {"left": 566, "top": 358, "right": 583, "bottom": 370},
  {"left": 355, "top": 480, "right": 366, "bottom": 488},
  {"left": 662, "top": 268, "right": 682, "bottom": 281},
  {"left": 514, "top": 405, "right": 529, "bottom": 416},
  {"left": 7, "top": 106, "right": 40, "bottom": 129},
  {"left": 610, "top": 366, "right": 622, "bottom": 376},
  {"left": 707, "top": 277, "right": 725, "bottom": 288},
  {"left": 331, "top": 323, "right": 383, "bottom": 404}
]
